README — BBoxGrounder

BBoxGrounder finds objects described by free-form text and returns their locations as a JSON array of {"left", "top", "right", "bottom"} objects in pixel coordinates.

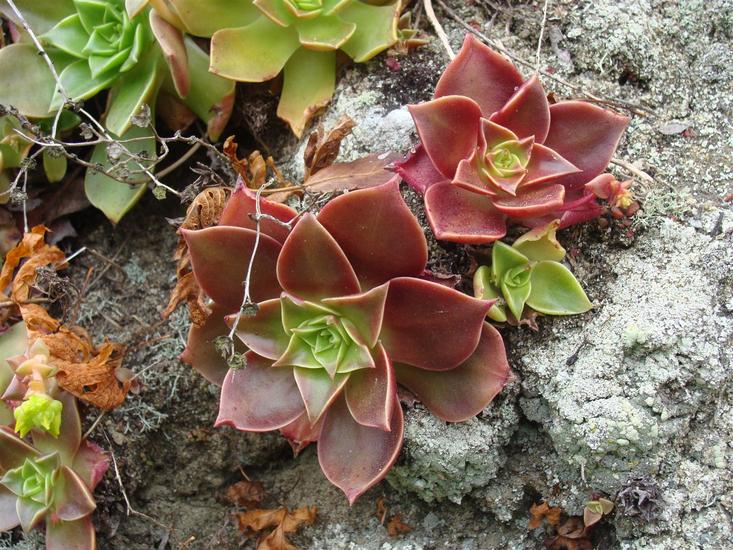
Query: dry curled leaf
[
  {"left": 225, "top": 480, "right": 266, "bottom": 509},
  {"left": 386, "top": 514, "right": 413, "bottom": 537},
  {"left": 529, "top": 501, "right": 563, "bottom": 530},
  {"left": 303, "top": 116, "right": 355, "bottom": 180},
  {"left": 302, "top": 153, "right": 402, "bottom": 194},
  {"left": 236, "top": 506, "right": 317, "bottom": 550}
]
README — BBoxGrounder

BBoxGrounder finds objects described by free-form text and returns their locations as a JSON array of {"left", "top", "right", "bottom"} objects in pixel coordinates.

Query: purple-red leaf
[
  {"left": 294, "top": 368, "right": 349, "bottom": 424},
  {"left": 435, "top": 34, "right": 523, "bottom": 117},
  {"left": 425, "top": 182, "right": 507, "bottom": 244},
  {"left": 180, "top": 305, "right": 241, "bottom": 386},
  {"left": 150, "top": 10, "right": 190, "bottom": 98},
  {"left": 492, "top": 184, "right": 565, "bottom": 218},
  {"left": 394, "top": 323, "right": 510, "bottom": 422},
  {"left": 0, "top": 426, "right": 39, "bottom": 471},
  {"left": 71, "top": 440, "right": 109, "bottom": 491},
  {"left": 318, "top": 394, "right": 403, "bottom": 504},
  {"left": 53, "top": 467, "right": 96, "bottom": 521},
  {"left": 229, "top": 298, "right": 289, "bottom": 360},
  {"left": 345, "top": 344, "right": 395, "bottom": 430},
  {"left": 280, "top": 412, "right": 323, "bottom": 456},
  {"left": 183, "top": 226, "right": 282, "bottom": 311},
  {"left": 216, "top": 353, "right": 305, "bottom": 431},
  {"left": 0, "top": 486, "right": 19, "bottom": 531},
  {"left": 543, "top": 101, "right": 630, "bottom": 189},
  {"left": 522, "top": 143, "right": 580, "bottom": 187},
  {"left": 277, "top": 214, "right": 360, "bottom": 301},
  {"left": 46, "top": 517, "right": 95, "bottom": 550},
  {"left": 317, "top": 180, "right": 428, "bottom": 289},
  {"left": 394, "top": 145, "right": 450, "bottom": 195},
  {"left": 381, "top": 277, "right": 492, "bottom": 371},
  {"left": 489, "top": 74, "right": 550, "bottom": 142},
  {"left": 218, "top": 182, "right": 297, "bottom": 244}
]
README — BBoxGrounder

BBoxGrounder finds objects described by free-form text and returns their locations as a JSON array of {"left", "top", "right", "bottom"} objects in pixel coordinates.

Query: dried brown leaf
[
  {"left": 529, "top": 502, "right": 563, "bottom": 530},
  {"left": 225, "top": 480, "right": 266, "bottom": 509},
  {"left": 259, "top": 524, "right": 295, "bottom": 550},
  {"left": 223, "top": 136, "right": 249, "bottom": 181},
  {"left": 386, "top": 514, "right": 413, "bottom": 537},
  {"left": 303, "top": 116, "right": 355, "bottom": 180},
  {"left": 162, "top": 271, "right": 208, "bottom": 325},
  {"left": 303, "top": 153, "right": 401, "bottom": 194},
  {"left": 236, "top": 506, "right": 316, "bottom": 550}
]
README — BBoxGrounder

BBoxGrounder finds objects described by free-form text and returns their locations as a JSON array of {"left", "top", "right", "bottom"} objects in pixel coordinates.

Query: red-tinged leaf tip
[
  {"left": 45, "top": 516, "right": 95, "bottom": 550},
  {"left": 183, "top": 226, "right": 282, "bottom": 311},
  {"left": 522, "top": 143, "right": 580, "bottom": 188},
  {"left": 280, "top": 412, "right": 323, "bottom": 457},
  {"left": 227, "top": 298, "right": 289, "bottom": 360},
  {"left": 394, "top": 323, "right": 510, "bottom": 422},
  {"left": 322, "top": 283, "right": 388, "bottom": 348},
  {"left": 318, "top": 394, "right": 403, "bottom": 505},
  {"left": 180, "top": 305, "right": 240, "bottom": 386},
  {"left": 425, "top": 182, "right": 507, "bottom": 244},
  {"left": 215, "top": 353, "right": 305, "bottom": 431},
  {"left": 150, "top": 10, "right": 190, "bottom": 98},
  {"left": 317, "top": 180, "right": 428, "bottom": 289},
  {"left": 294, "top": 368, "right": 349, "bottom": 425},
  {"left": 0, "top": 426, "right": 39, "bottom": 471},
  {"left": 435, "top": 34, "right": 523, "bottom": 117},
  {"left": 381, "top": 277, "right": 493, "bottom": 371},
  {"left": 543, "top": 101, "right": 630, "bottom": 189},
  {"left": 489, "top": 74, "right": 550, "bottom": 142},
  {"left": 394, "top": 145, "right": 450, "bottom": 195},
  {"left": 493, "top": 184, "right": 565, "bottom": 218},
  {"left": 345, "top": 344, "right": 395, "bottom": 430},
  {"left": 408, "top": 96, "right": 481, "bottom": 179},
  {"left": 453, "top": 153, "right": 491, "bottom": 196},
  {"left": 71, "top": 440, "right": 109, "bottom": 491},
  {"left": 53, "top": 467, "right": 96, "bottom": 522},
  {"left": 277, "top": 214, "right": 361, "bottom": 301},
  {"left": 219, "top": 183, "right": 297, "bottom": 244},
  {"left": 0, "top": 486, "right": 20, "bottom": 531}
]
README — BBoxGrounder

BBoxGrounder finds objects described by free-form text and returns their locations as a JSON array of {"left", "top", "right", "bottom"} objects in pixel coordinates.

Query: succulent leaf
[
  {"left": 489, "top": 74, "right": 550, "bottom": 141},
  {"left": 230, "top": 299, "right": 290, "bottom": 361},
  {"left": 472, "top": 265, "right": 507, "bottom": 323},
  {"left": 152, "top": 0, "right": 259, "bottom": 37},
  {"left": 0, "top": 485, "right": 20, "bottom": 531},
  {"left": 0, "top": 44, "right": 57, "bottom": 118},
  {"left": 0, "top": 0, "right": 76, "bottom": 35},
  {"left": 394, "top": 144, "right": 449, "bottom": 194},
  {"left": 294, "top": 368, "right": 349, "bottom": 423},
  {"left": 338, "top": 0, "right": 399, "bottom": 62},
  {"left": 344, "top": 343, "right": 394, "bottom": 430},
  {"left": 52, "top": 467, "right": 96, "bottom": 521},
  {"left": 219, "top": 182, "right": 297, "bottom": 243},
  {"left": 512, "top": 220, "right": 566, "bottom": 262},
  {"left": 45, "top": 516, "right": 96, "bottom": 550},
  {"left": 526, "top": 261, "right": 592, "bottom": 315},
  {"left": 322, "top": 283, "right": 388, "bottom": 348},
  {"left": 13, "top": 394, "right": 63, "bottom": 438}
]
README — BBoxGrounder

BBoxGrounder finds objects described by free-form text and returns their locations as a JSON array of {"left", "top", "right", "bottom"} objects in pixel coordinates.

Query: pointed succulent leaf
[
  {"left": 280, "top": 412, "right": 323, "bottom": 456},
  {"left": 0, "top": 427, "right": 40, "bottom": 471},
  {"left": 254, "top": 0, "right": 295, "bottom": 26},
  {"left": 394, "top": 323, "right": 510, "bottom": 421},
  {"left": 42, "top": 14, "right": 89, "bottom": 57},
  {"left": 491, "top": 184, "right": 565, "bottom": 218},
  {"left": 229, "top": 299, "right": 289, "bottom": 360},
  {"left": 318, "top": 394, "right": 403, "bottom": 504},
  {"left": 526, "top": 261, "right": 592, "bottom": 315},
  {"left": 280, "top": 294, "right": 337, "bottom": 334},
  {"left": 317, "top": 180, "right": 428, "bottom": 288},
  {"left": 424, "top": 182, "right": 507, "bottom": 244},
  {"left": 13, "top": 394, "right": 63, "bottom": 438},
  {"left": 70, "top": 440, "right": 108, "bottom": 491},
  {"left": 408, "top": 96, "right": 481, "bottom": 179},
  {"left": 522, "top": 143, "right": 580, "bottom": 187},
  {"left": 381, "top": 277, "right": 492, "bottom": 371},
  {"left": 216, "top": 352, "right": 305, "bottom": 431},
  {"left": 0, "top": 44, "right": 56, "bottom": 118},
  {"left": 32, "top": 392, "right": 81, "bottom": 467},
  {"left": 453, "top": 153, "right": 496, "bottom": 197},
  {"left": 512, "top": 220, "right": 565, "bottom": 262},
  {"left": 394, "top": 145, "right": 450, "bottom": 194},
  {"left": 491, "top": 241, "right": 530, "bottom": 282},
  {"left": 45, "top": 516, "right": 95, "bottom": 550},
  {"left": 489, "top": 74, "right": 550, "bottom": 142},
  {"left": 150, "top": 10, "right": 189, "bottom": 98},
  {"left": 84, "top": 124, "right": 153, "bottom": 223},
  {"left": 51, "top": 59, "right": 116, "bottom": 110},
  {"left": 219, "top": 182, "right": 297, "bottom": 244},
  {"left": 295, "top": 14, "right": 356, "bottom": 50},
  {"left": 500, "top": 265, "right": 532, "bottom": 320},
  {"left": 52, "top": 467, "right": 95, "bottom": 521},
  {"left": 183, "top": 226, "right": 282, "bottom": 311},
  {"left": 126, "top": 0, "right": 148, "bottom": 18},
  {"left": 345, "top": 344, "right": 395, "bottom": 430},
  {"left": 322, "top": 283, "right": 388, "bottom": 348},
  {"left": 0, "top": 322, "right": 27, "bottom": 425},
  {"left": 294, "top": 368, "right": 349, "bottom": 424},
  {"left": 277, "top": 213, "right": 360, "bottom": 301},
  {"left": 339, "top": 0, "right": 399, "bottom": 62},
  {"left": 42, "top": 149, "right": 68, "bottom": 183},
  {"left": 17, "top": 496, "right": 49, "bottom": 532},
  {"left": 152, "top": 0, "right": 259, "bottom": 37},
  {"left": 0, "top": 0, "right": 76, "bottom": 35},
  {"left": 277, "top": 48, "right": 336, "bottom": 137},
  {"left": 472, "top": 265, "right": 507, "bottom": 323},
  {"left": 542, "top": 101, "right": 630, "bottom": 189},
  {"left": 210, "top": 17, "right": 300, "bottom": 81},
  {"left": 0, "top": 485, "right": 20, "bottom": 531},
  {"left": 435, "top": 34, "right": 523, "bottom": 117},
  {"left": 180, "top": 305, "right": 242, "bottom": 386}
]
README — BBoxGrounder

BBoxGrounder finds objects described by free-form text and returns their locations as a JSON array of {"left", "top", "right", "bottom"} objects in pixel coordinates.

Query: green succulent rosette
[
  {"left": 149, "top": 0, "right": 402, "bottom": 136},
  {"left": 473, "top": 220, "right": 592, "bottom": 322}
]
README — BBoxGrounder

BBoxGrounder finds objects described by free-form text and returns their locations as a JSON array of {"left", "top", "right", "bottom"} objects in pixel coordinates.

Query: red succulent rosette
[
  {"left": 396, "top": 35, "right": 630, "bottom": 243},
  {"left": 181, "top": 179, "right": 511, "bottom": 502}
]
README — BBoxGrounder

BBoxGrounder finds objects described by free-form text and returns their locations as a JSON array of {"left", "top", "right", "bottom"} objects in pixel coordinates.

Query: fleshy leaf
[
  {"left": 180, "top": 305, "right": 242, "bottom": 386},
  {"left": 0, "top": 486, "right": 19, "bottom": 531},
  {"left": 210, "top": 17, "right": 299, "bottom": 81},
  {"left": 219, "top": 182, "right": 297, "bottom": 244},
  {"left": 52, "top": 467, "right": 96, "bottom": 521},
  {"left": 71, "top": 440, "right": 109, "bottom": 491},
  {"left": 296, "top": 14, "right": 355, "bottom": 50},
  {"left": 500, "top": 265, "right": 531, "bottom": 321},
  {"left": 434, "top": 34, "right": 523, "bottom": 117},
  {"left": 322, "top": 283, "right": 388, "bottom": 348},
  {"left": 42, "top": 14, "right": 88, "bottom": 57},
  {"left": 13, "top": 394, "right": 62, "bottom": 438},
  {"left": 216, "top": 352, "right": 305, "bottom": 431},
  {"left": 345, "top": 343, "right": 395, "bottom": 430},
  {"left": 84, "top": 124, "right": 153, "bottom": 223},
  {"left": 543, "top": 101, "right": 630, "bottom": 189},
  {"left": 522, "top": 143, "right": 580, "bottom": 188},
  {"left": 33, "top": 392, "right": 81, "bottom": 467},
  {"left": 338, "top": 0, "right": 399, "bottom": 62},
  {"left": 424, "top": 182, "right": 507, "bottom": 244},
  {"left": 472, "top": 265, "right": 507, "bottom": 323},
  {"left": 491, "top": 241, "right": 529, "bottom": 282},
  {"left": 0, "top": 427, "right": 39, "bottom": 473},
  {"left": 294, "top": 368, "right": 348, "bottom": 424},
  {"left": 278, "top": 48, "right": 335, "bottom": 138},
  {"left": 42, "top": 149, "right": 68, "bottom": 183},
  {"left": 394, "top": 323, "right": 510, "bottom": 421},
  {"left": 408, "top": 96, "right": 481, "bottom": 179},
  {"left": 17, "top": 497, "right": 48, "bottom": 532},
  {"left": 394, "top": 145, "right": 450, "bottom": 194},
  {"left": 183, "top": 226, "right": 282, "bottom": 311},
  {"left": 277, "top": 214, "right": 360, "bottom": 301},
  {"left": 45, "top": 516, "right": 95, "bottom": 550},
  {"left": 318, "top": 394, "right": 403, "bottom": 504},
  {"left": 51, "top": 59, "right": 117, "bottom": 110},
  {"left": 526, "top": 261, "right": 592, "bottom": 315},
  {"left": 0, "top": 44, "right": 56, "bottom": 118},
  {"left": 489, "top": 74, "right": 550, "bottom": 142},
  {"left": 0, "top": 0, "right": 76, "bottom": 35},
  {"left": 381, "top": 277, "right": 492, "bottom": 371},
  {"left": 491, "top": 184, "right": 565, "bottom": 218},
  {"left": 513, "top": 220, "right": 565, "bottom": 262},
  {"left": 152, "top": 0, "right": 259, "bottom": 37},
  {"left": 229, "top": 299, "right": 289, "bottom": 360},
  {"left": 279, "top": 412, "right": 322, "bottom": 456},
  {"left": 318, "top": 180, "right": 428, "bottom": 288},
  {"left": 150, "top": 10, "right": 189, "bottom": 98}
]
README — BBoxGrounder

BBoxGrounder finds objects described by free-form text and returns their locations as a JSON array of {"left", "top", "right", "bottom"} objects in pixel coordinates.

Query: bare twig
[
  {"left": 157, "top": 142, "right": 202, "bottom": 179},
  {"left": 610, "top": 157, "right": 655, "bottom": 183},
  {"left": 536, "top": 0, "right": 550, "bottom": 71},
  {"left": 424, "top": 0, "right": 455, "bottom": 59}
]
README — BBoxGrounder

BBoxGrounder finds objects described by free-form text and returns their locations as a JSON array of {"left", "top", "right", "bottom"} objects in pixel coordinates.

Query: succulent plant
[
  {"left": 473, "top": 221, "right": 592, "bottom": 323},
  {"left": 0, "top": 391, "right": 108, "bottom": 549},
  {"left": 148, "top": 0, "right": 404, "bottom": 136},
  {"left": 0, "top": 322, "right": 29, "bottom": 427},
  {"left": 181, "top": 179, "right": 511, "bottom": 502},
  {"left": 396, "top": 35, "right": 630, "bottom": 244}
]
